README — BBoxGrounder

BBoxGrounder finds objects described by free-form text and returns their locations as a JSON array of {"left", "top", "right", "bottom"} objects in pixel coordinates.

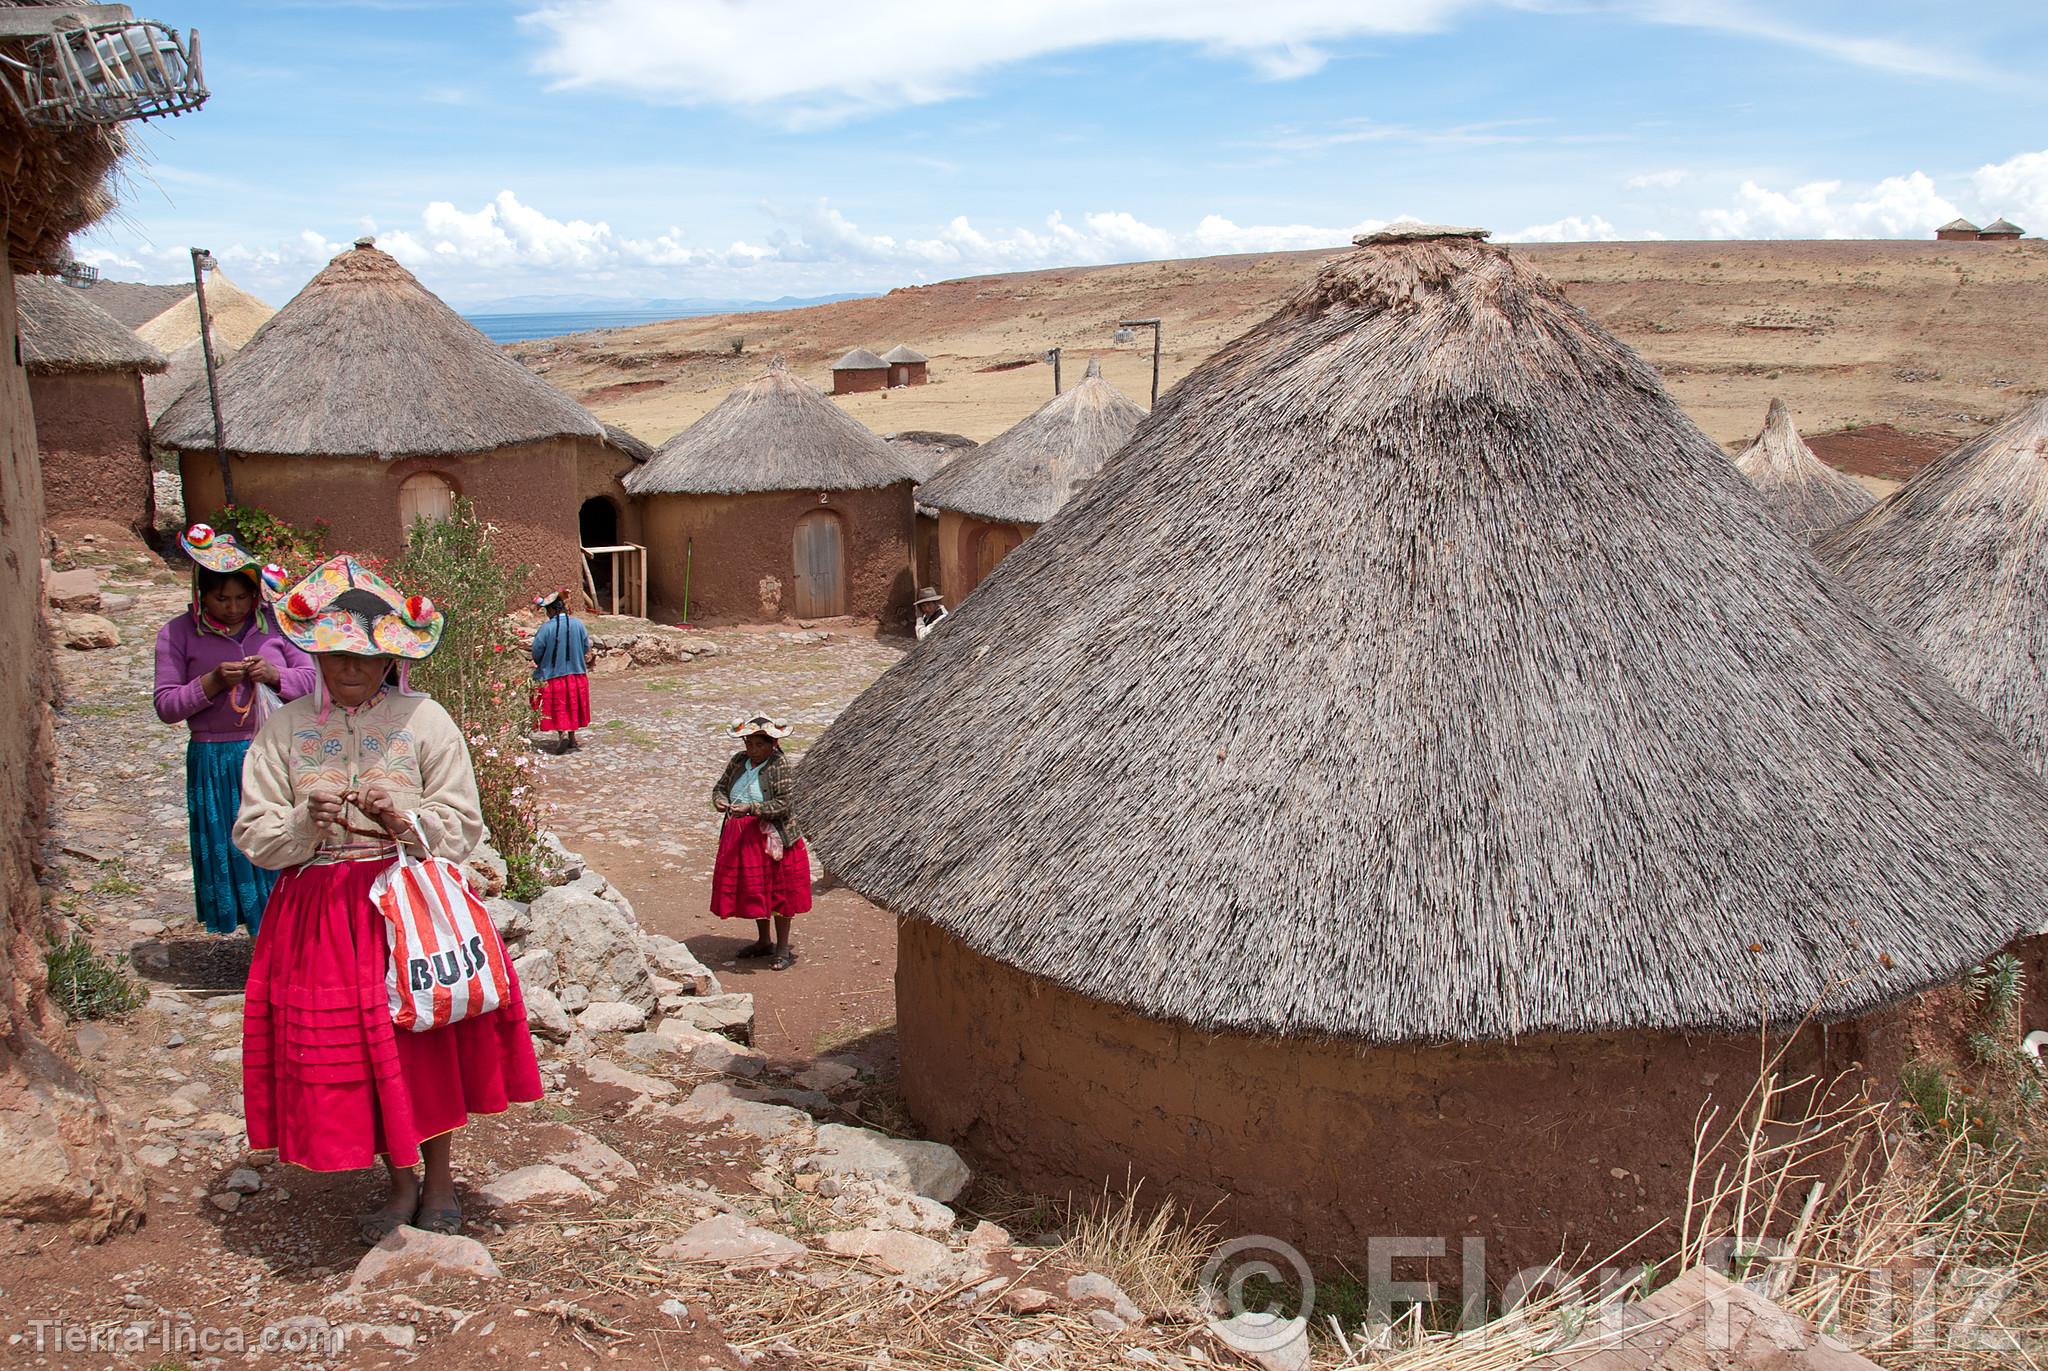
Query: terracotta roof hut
[
  {"left": 624, "top": 357, "right": 914, "bottom": 623},
  {"left": 795, "top": 230, "right": 2048, "bottom": 1271},
  {"left": 830, "top": 347, "right": 888, "bottom": 395},
  {"left": 1732, "top": 398, "right": 1874, "bottom": 541},
  {"left": 918, "top": 357, "right": 1144, "bottom": 603},
  {"left": 1936, "top": 217, "right": 1982, "bottom": 241},
  {"left": 1817, "top": 398, "right": 2048, "bottom": 777},
  {"left": 1980, "top": 217, "right": 2025, "bottom": 240},
  {"left": 15, "top": 274, "right": 167, "bottom": 534},
  {"left": 153, "top": 239, "right": 637, "bottom": 606},
  {"left": 881, "top": 343, "right": 928, "bottom": 388}
]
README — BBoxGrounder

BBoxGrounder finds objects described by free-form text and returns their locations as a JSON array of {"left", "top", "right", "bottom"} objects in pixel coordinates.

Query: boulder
[
  {"left": 796, "top": 1059, "right": 860, "bottom": 1093},
  {"left": 474, "top": 1164, "right": 596, "bottom": 1208},
  {"left": 676, "top": 1081, "right": 808, "bottom": 1139},
  {"left": 820, "top": 1227, "right": 955, "bottom": 1279},
  {"left": 1004, "top": 1286, "right": 1058, "bottom": 1315},
  {"left": 45, "top": 568, "right": 101, "bottom": 612},
  {"left": 349, "top": 1225, "right": 502, "bottom": 1289},
  {"left": 583, "top": 1056, "right": 675, "bottom": 1098},
  {"left": 837, "top": 1178, "right": 954, "bottom": 1234},
  {"left": 1067, "top": 1273, "right": 1143, "bottom": 1325},
  {"left": 512, "top": 947, "right": 558, "bottom": 993},
  {"left": 653, "top": 1023, "right": 766, "bottom": 1077},
  {"left": 523, "top": 987, "right": 574, "bottom": 1044},
  {"left": 663, "top": 992, "right": 754, "bottom": 1043},
  {"left": 578, "top": 1000, "right": 648, "bottom": 1034},
  {"left": 0, "top": 1042, "right": 145, "bottom": 1240},
  {"left": 525, "top": 886, "right": 654, "bottom": 1010},
  {"left": 546, "top": 1130, "right": 638, "bottom": 1182},
  {"left": 1210, "top": 1313, "right": 1312, "bottom": 1371},
  {"left": 58, "top": 613, "right": 120, "bottom": 650},
  {"left": 657, "top": 1213, "right": 806, "bottom": 1269},
  {"left": 808, "top": 1124, "right": 971, "bottom": 1202},
  {"left": 488, "top": 898, "right": 532, "bottom": 946},
  {"left": 643, "top": 935, "right": 721, "bottom": 996}
]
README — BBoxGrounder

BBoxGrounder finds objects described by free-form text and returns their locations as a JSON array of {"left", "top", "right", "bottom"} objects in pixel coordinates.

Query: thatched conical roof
[
  {"left": 135, "top": 267, "right": 274, "bottom": 353},
  {"left": 919, "top": 358, "right": 1145, "bottom": 524},
  {"left": 1816, "top": 398, "right": 2048, "bottom": 778},
  {"left": 1981, "top": 218, "right": 2025, "bottom": 237},
  {"left": 625, "top": 357, "right": 911, "bottom": 495},
  {"left": 832, "top": 348, "right": 887, "bottom": 371},
  {"left": 882, "top": 344, "right": 927, "bottom": 365},
  {"left": 886, "top": 430, "right": 976, "bottom": 485},
  {"left": 1937, "top": 218, "right": 1981, "bottom": 234},
  {"left": 15, "top": 274, "right": 167, "bottom": 375},
  {"left": 796, "top": 233, "right": 2048, "bottom": 1045},
  {"left": 1732, "top": 399, "right": 1874, "bottom": 540},
  {"left": 153, "top": 241, "right": 607, "bottom": 458}
]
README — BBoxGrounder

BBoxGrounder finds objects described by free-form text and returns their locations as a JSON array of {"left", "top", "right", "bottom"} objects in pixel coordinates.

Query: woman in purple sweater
[{"left": 153, "top": 524, "right": 316, "bottom": 934}]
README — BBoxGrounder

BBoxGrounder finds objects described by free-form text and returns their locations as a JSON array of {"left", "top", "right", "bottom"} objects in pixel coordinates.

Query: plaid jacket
[{"left": 712, "top": 748, "right": 799, "bottom": 841}]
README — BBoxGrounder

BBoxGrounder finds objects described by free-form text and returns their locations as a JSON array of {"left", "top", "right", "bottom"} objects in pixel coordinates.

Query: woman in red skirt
[
  {"left": 711, "top": 714, "right": 813, "bottom": 970},
  {"left": 529, "top": 589, "right": 592, "bottom": 752},
  {"left": 234, "top": 555, "right": 542, "bottom": 1244}
]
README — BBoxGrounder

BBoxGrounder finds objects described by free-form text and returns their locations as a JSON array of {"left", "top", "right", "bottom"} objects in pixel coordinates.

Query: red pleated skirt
[
  {"left": 242, "top": 858, "right": 543, "bottom": 1172},
  {"left": 711, "top": 816, "right": 813, "bottom": 921},
  {"left": 533, "top": 674, "right": 592, "bottom": 732}
]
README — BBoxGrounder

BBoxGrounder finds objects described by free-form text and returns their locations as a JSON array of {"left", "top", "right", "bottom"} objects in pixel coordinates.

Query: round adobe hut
[
  {"left": 153, "top": 239, "right": 642, "bottom": 607},
  {"left": 882, "top": 344, "right": 928, "bottom": 388},
  {"left": 886, "top": 430, "right": 978, "bottom": 591},
  {"left": 15, "top": 273, "right": 167, "bottom": 535},
  {"left": 1732, "top": 398, "right": 1874, "bottom": 542},
  {"left": 624, "top": 357, "right": 915, "bottom": 625},
  {"left": 797, "top": 227, "right": 2048, "bottom": 1274},
  {"left": 831, "top": 347, "right": 889, "bottom": 395},
  {"left": 918, "top": 357, "right": 1144, "bottom": 606}
]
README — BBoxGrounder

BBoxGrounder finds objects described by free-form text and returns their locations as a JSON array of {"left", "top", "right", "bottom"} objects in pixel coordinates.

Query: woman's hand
[
  {"left": 306, "top": 789, "right": 346, "bottom": 832},
  {"left": 243, "top": 656, "right": 281, "bottom": 688},
  {"left": 354, "top": 783, "right": 411, "bottom": 837},
  {"left": 203, "top": 659, "right": 248, "bottom": 697}
]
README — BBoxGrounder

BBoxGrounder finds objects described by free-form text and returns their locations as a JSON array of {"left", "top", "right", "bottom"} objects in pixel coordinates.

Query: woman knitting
[
  {"left": 152, "top": 523, "right": 315, "bottom": 934},
  {"left": 710, "top": 714, "right": 812, "bottom": 970},
  {"left": 235, "top": 555, "right": 542, "bottom": 1243}
]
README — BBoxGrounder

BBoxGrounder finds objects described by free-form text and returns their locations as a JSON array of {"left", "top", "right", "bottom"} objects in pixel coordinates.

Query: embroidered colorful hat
[
  {"left": 535, "top": 589, "right": 565, "bottom": 610},
  {"left": 914, "top": 586, "right": 944, "bottom": 606},
  {"left": 178, "top": 522, "right": 260, "bottom": 575},
  {"left": 275, "top": 555, "right": 444, "bottom": 659},
  {"left": 729, "top": 713, "right": 792, "bottom": 739},
  {"left": 257, "top": 563, "right": 290, "bottom": 601}
]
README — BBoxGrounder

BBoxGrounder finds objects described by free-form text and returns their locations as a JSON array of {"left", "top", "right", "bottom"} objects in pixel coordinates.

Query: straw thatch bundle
[
  {"left": 1732, "top": 399, "right": 1873, "bottom": 540},
  {"left": 1, "top": 4, "right": 127, "bottom": 268},
  {"left": 15, "top": 275, "right": 166, "bottom": 375},
  {"left": 832, "top": 348, "right": 888, "bottom": 372},
  {"left": 882, "top": 344, "right": 928, "bottom": 365},
  {"left": 920, "top": 358, "right": 1144, "bottom": 524},
  {"left": 886, "top": 430, "right": 976, "bottom": 484},
  {"left": 1815, "top": 397, "right": 2048, "bottom": 778},
  {"left": 135, "top": 267, "right": 273, "bottom": 353},
  {"left": 625, "top": 357, "right": 910, "bottom": 495},
  {"left": 600, "top": 423, "right": 653, "bottom": 464},
  {"left": 797, "top": 232, "right": 2048, "bottom": 1044},
  {"left": 153, "top": 241, "right": 607, "bottom": 457}
]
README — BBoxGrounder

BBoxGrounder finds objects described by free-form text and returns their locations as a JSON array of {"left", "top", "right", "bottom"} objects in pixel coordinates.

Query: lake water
[{"left": 464, "top": 308, "right": 722, "bottom": 344}]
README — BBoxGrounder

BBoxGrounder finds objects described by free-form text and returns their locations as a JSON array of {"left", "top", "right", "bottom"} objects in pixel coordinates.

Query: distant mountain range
[{"left": 460, "top": 291, "right": 875, "bottom": 316}]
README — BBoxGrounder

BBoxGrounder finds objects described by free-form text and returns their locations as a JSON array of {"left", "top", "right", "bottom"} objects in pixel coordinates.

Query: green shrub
[
  {"left": 217, "top": 504, "right": 327, "bottom": 577},
  {"left": 46, "top": 935, "right": 146, "bottom": 1021}
]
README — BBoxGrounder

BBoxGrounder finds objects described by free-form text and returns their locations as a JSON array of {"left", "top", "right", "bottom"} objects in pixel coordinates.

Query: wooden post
[
  {"left": 1046, "top": 346, "right": 1062, "bottom": 396},
  {"left": 190, "top": 247, "right": 233, "bottom": 506}
]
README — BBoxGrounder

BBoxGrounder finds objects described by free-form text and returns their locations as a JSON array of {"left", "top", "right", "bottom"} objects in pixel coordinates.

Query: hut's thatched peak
[
  {"left": 1938, "top": 218, "right": 1982, "bottom": 233},
  {"left": 625, "top": 358, "right": 911, "bottom": 496},
  {"left": 1354, "top": 222, "right": 1490, "bottom": 244},
  {"left": 15, "top": 274, "right": 167, "bottom": 375},
  {"left": 882, "top": 344, "right": 927, "bottom": 364},
  {"left": 797, "top": 235, "right": 2048, "bottom": 1045},
  {"left": 152, "top": 242, "right": 607, "bottom": 458},
  {"left": 1817, "top": 397, "right": 2048, "bottom": 779},
  {"left": 1982, "top": 217, "right": 2025, "bottom": 236},
  {"left": 1732, "top": 398, "right": 1874, "bottom": 541},
  {"left": 833, "top": 347, "right": 887, "bottom": 370},
  {"left": 135, "top": 267, "right": 273, "bottom": 353},
  {"left": 918, "top": 356, "right": 1145, "bottom": 524}
]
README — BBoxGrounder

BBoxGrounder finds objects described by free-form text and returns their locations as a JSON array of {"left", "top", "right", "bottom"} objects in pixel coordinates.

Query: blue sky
[{"left": 75, "top": 0, "right": 2048, "bottom": 308}]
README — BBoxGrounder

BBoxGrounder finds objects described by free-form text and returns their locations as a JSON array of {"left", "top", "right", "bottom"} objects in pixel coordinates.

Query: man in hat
[{"left": 913, "top": 587, "right": 949, "bottom": 641}]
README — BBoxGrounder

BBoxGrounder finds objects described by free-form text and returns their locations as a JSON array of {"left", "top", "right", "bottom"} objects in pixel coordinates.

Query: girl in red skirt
[
  {"left": 235, "top": 555, "right": 542, "bottom": 1244},
  {"left": 711, "top": 714, "right": 812, "bottom": 970},
  {"left": 529, "top": 589, "right": 592, "bottom": 752}
]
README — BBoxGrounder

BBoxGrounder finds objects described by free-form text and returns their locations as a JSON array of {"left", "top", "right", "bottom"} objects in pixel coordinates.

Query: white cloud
[
  {"left": 1498, "top": 215, "right": 1622, "bottom": 243},
  {"left": 1625, "top": 168, "right": 1689, "bottom": 191},
  {"left": 1700, "top": 171, "right": 1960, "bottom": 239},
  {"left": 1972, "top": 149, "right": 2048, "bottom": 228},
  {"left": 1619, "top": 0, "right": 2005, "bottom": 85}
]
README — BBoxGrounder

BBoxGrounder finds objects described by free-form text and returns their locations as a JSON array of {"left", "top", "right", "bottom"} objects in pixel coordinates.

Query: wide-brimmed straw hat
[
  {"left": 535, "top": 589, "right": 564, "bottom": 610},
  {"left": 276, "top": 554, "right": 444, "bottom": 659},
  {"left": 729, "top": 713, "right": 791, "bottom": 740},
  {"left": 913, "top": 586, "right": 944, "bottom": 606}
]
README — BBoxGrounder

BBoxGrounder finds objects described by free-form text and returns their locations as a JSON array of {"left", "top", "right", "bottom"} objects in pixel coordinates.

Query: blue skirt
[{"left": 186, "top": 738, "right": 273, "bottom": 935}]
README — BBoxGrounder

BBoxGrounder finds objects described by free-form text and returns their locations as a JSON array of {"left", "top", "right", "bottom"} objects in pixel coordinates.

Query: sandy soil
[{"left": 511, "top": 239, "right": 2048, "bottom": 455}]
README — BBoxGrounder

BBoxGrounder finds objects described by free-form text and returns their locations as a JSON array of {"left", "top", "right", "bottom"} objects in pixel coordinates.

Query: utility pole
[
  {"left": 1114, "top": 319, "right": 1163, "bottom": 408},
  {"left": 1044, "top": 346, "right": 1062, "bottom": 396},
  {"left": 190, "top": 247, "right": 234, "bottom": 507}
]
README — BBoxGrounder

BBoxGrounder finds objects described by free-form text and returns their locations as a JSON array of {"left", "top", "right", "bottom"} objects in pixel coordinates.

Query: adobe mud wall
[
  {"left": 639, "top": 485, "right": 915, "bottom": 627},
  {"left": 833, "top": 369, "right": 887, "bottom": 396},
  {"left": 180, "top": 437, "right": 615, "bottom": 609},
  {"left": 27, "top": 370, "right": 153, "bottom": 534},
  {"left": 894, "top": 920, "right": 1918, "bottom": 1278},
  {"left": 935, "top": 510, "right": 1037, "bottom": 608},
  {"left": 0, "top": 266, "right": 144, "bottom": 1237}
]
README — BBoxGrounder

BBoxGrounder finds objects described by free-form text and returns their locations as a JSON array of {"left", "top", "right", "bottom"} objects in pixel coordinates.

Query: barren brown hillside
[{"left": 512, "top": 239, "right": 2048, "bottom": 469}]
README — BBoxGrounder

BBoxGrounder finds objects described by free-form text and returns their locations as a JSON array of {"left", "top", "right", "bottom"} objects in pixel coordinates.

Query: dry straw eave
[
  {"left": 832, "top": 347, "right": 888, "bottom": 371},
  {"left": 14, "top": 274, "right": 168, "bottom": 374},
  {"left": 1732, "top": 398, "right": 1874, "bottom": 541},
  {"left": 797, "top": 235, "right": 2048, "bottom": 1046},
  {"left": 918, "top": 357, "right": 1146, "bottom": 523}
]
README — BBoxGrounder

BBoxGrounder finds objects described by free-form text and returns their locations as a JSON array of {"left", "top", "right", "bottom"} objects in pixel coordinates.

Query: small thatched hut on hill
[
  {"left": 918, "top": 356, "right": 1144, "bottom": 604},
  {"left": 1980, "top": 217, "right": 2025, "bottom": 241},
  {"left": 624, "top": 357, "right": 914, "bottom": 623},
  {"left": 1935, "top": 217, "right": 1982, "bottom": 241},
  {"left": 830, "top": 347, "right": 888, "bottom": 395},
  {"left": 797, "top": 229, "right": 2048, "bottom": 1271},
  {"left": 15, "top": 274, "right": 167, "bottom": 534},
  {"left": 881, "top": 344, "right": 928, "bottom": 388},
  {"left": 1733, "top": 398, "right": 1874, "bottom": 541},
  {"left": 154, "top": 239, "right": 637, "bottom": 605},
  {"left": 1818, "top": 398, "right": 2048, "bottom": 777}
]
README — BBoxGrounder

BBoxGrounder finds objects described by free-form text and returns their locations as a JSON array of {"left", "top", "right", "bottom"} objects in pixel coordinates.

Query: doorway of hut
[
  {"left": 792, "top": 508, "right": 847, "bottom": 618},
  {"left": 580, "top": 496, "right": 620, "bottom": 605},
  {"left": 971, "top": 524, "right": 1022, "bottom": 591}
]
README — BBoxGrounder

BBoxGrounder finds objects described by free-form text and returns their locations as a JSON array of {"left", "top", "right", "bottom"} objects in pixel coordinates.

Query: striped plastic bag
[{"left": 369, "top": 821, "right": 511, "bottom": 1032}]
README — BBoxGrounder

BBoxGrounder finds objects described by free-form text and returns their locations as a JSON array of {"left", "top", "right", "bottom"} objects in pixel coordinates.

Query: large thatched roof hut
[
  {"left": 15, "top": 275, "right": 167, "bottom": 534},
  {"left": 1817, "top": 398, "right": 2048, "bottom": 777},
  {"left": 154, "top": 239, "right": 639, "bottom": 605},
  {"left": 1732, "top": 398, "right": 1874, "bottom": 541},
  {"left": 624, "top": 358, "right": 914, "bottom": 623},
  {"left": 919, "top": 356, "right": 1144, "bottom": 604},
  {"left": 796, "top": 229, "right": 2048, "bottom": 1269}
]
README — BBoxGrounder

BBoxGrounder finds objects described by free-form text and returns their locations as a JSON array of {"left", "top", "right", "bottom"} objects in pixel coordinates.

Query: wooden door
[
  {"left": 973, "top": 525, "right": 1021, "bottom": 588},
  {"left": 792, "top": 510, "right": 846, "bottom": 618},
  {"left": 398, "top": 472, "right": 455, "bottom": 530}
]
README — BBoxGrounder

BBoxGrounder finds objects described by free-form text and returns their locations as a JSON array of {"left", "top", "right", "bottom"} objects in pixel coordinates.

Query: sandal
[
  {"left": 355, "top": 1207, "right": 414, "bottom": 1247},
  {"left": 771, "top": 949, "right": 798, "bottom": 972},
  {"left": 735, "top": 941, "right": 774, "bottom": 959},
  {"left": 414, "top": 1204, "right": 463, "bottom": 1236}
]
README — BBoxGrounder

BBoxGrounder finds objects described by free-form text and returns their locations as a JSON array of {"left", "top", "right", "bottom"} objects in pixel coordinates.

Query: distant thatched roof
[
  {"left": 1937, "top": 218, "right": 1981, "bottom": 233},
  {"left": 1733, "top": 399, "right": 1873, "bottom": 540},
  {"left": 1816, "top": 398, "right": 2048, "bottom": 779},
  {"left": 832, "top": 348, "right": 887, "bottom": 371},
  {"left": 882, "top": 344, "right": 927, "bottom": 365},
  {"left": 15, "top": 275, "right": 167, "bottom": 375},
  {"left": 84, "top": 280, "right": 192, "bottom": 328},
  {"left": 136, "top": 268, "right": 274, "bottom": 353},
  {"left": 886, "top": 430, "right": 976, "bottom": 484},
  {"left": 144, "top": 338, "right": 229, "bottom": 423},
  {"left": 1, "top": 3, "right": 129, "bottom": 268},
  {"left": 154, "top": 241, "right": 608, "bottom": 457},
  {"left": 919, "top": 358, "right": 1145, "bottom": 524},
  {"left": 1981, "top": 218, "right": 2025, "bottom": 237},
  {"left": 797, "top": 236, "right": 2048, "bottom": 1045},
  {"left": 625, "top": 357, "right": 911, "bottom": 495}
]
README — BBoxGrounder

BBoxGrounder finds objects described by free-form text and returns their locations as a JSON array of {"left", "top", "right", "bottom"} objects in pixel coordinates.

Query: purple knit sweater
[{"left": 153, "top": 607, "right": 318, "bottom": 743}]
